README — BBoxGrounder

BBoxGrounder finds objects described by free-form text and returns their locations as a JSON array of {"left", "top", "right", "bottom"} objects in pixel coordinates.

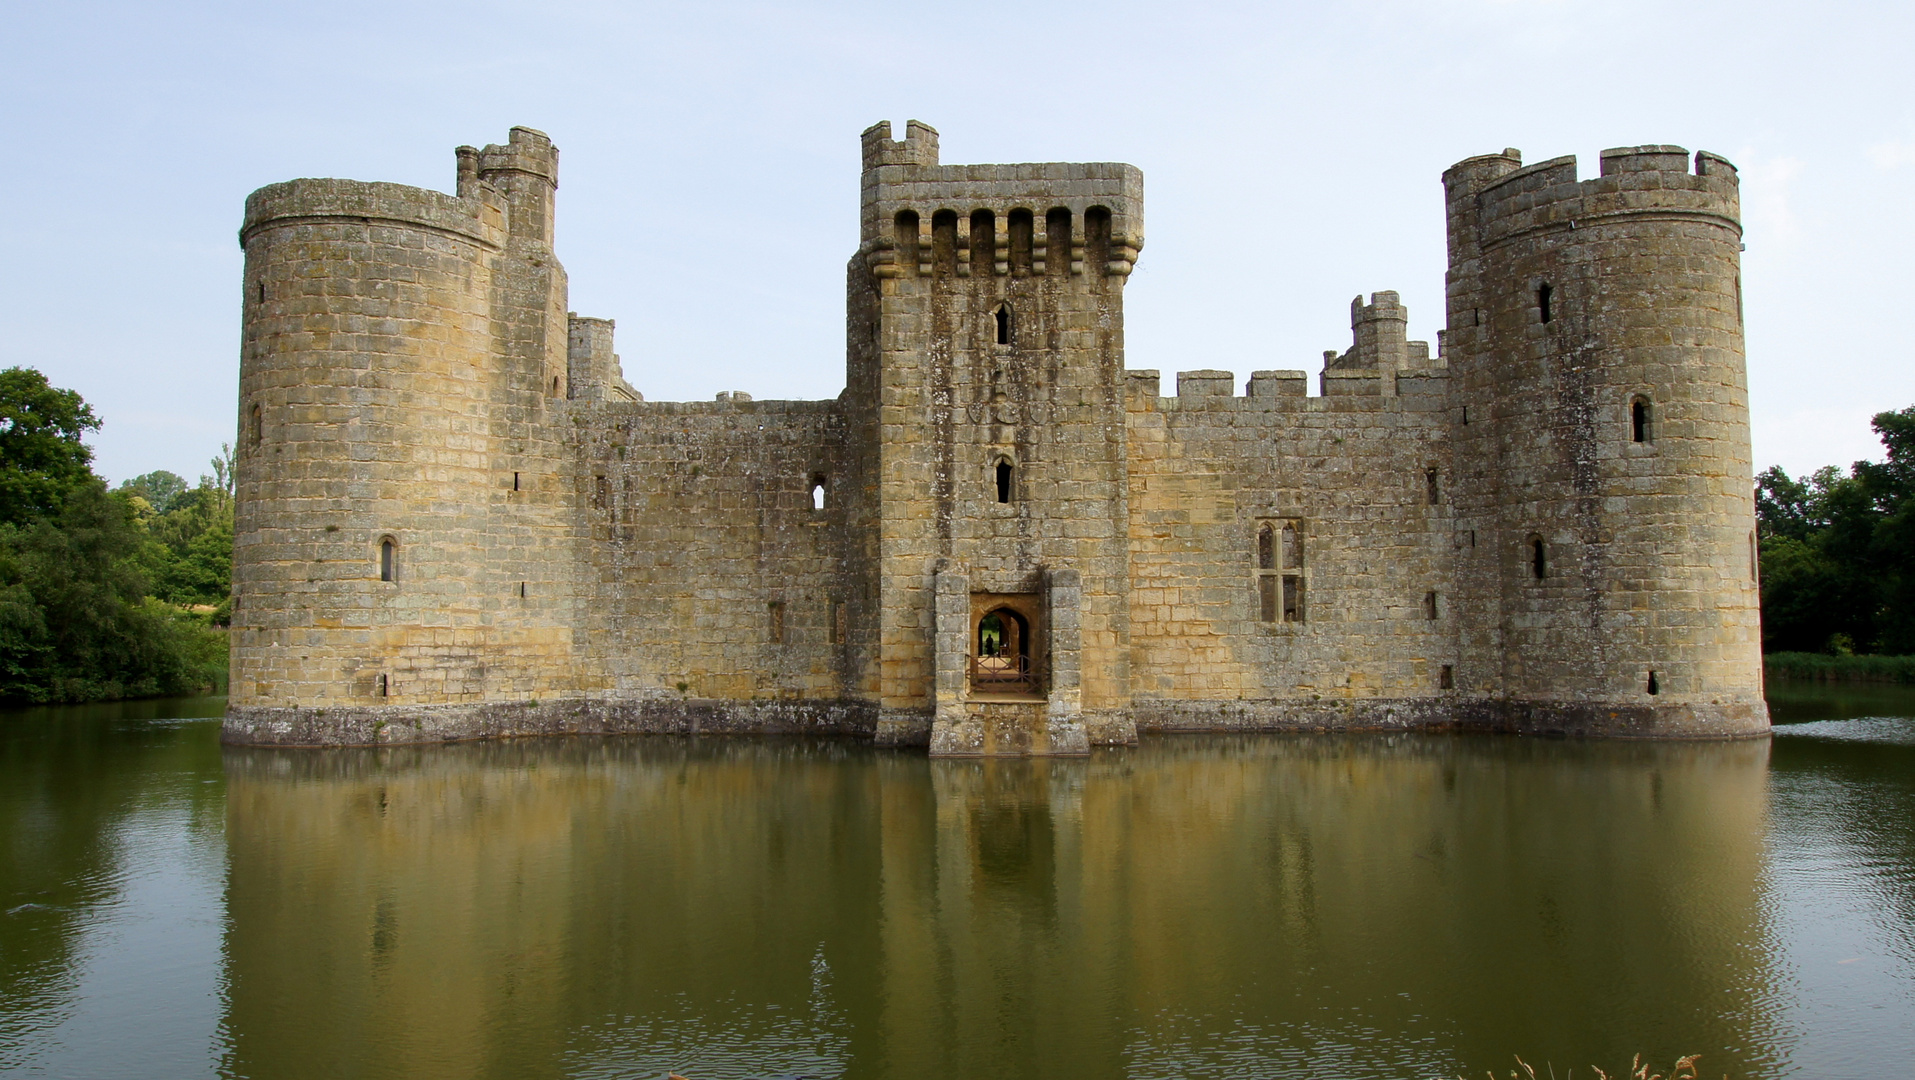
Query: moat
[{"left": 4, "top": 689, "right": 1911, "bottom": 1080}]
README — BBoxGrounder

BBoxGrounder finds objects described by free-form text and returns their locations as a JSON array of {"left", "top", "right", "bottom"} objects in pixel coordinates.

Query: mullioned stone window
[{"left": 1256, "top": 521, "right": 1305, "bottom": 624}]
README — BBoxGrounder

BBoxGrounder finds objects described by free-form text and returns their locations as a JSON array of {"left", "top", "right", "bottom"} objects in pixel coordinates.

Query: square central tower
[{"left": 844, "top": 121, "right": 1145, "bottom": 750}]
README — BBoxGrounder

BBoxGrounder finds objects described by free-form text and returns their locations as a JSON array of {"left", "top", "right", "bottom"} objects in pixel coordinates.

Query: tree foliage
[
  {"left": 0, "top": 482, "right": 224, "bottom": 702},
  {"left": 117, "top": 469, "right": 190, "bottom": 512},
  {"left": 0, "top": 371, "right": 229, "bottom": 703},
  {"left": 126, "top": 450, "right": 234, "bottom": 613},
  {"left": 0, "top": 366, "right": 100, "bottom": 527},
  {"left": 1757, "top": 405, "right": 1915, "bottom": 655}
]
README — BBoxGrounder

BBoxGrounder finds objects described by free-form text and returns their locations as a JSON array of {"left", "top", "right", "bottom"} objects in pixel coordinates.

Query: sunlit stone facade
[{"left": 224, "top": 123, "right": 1768, "bottom": 752}]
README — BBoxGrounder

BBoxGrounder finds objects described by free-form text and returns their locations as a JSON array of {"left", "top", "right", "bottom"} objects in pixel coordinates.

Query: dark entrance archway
[{"left": 972, "top": 606, "right": 1037, "bottom": 695}]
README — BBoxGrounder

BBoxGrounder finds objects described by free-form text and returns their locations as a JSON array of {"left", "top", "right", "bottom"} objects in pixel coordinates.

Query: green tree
[
  {"left": 1757, "top": 406, "right": 1915, "bottom": 655},
  {"left": 136, "top": 447, "right": 235, "bottom": 614},
  {"left": 116, "top": 469, "right": 189, "bottom": 512},
  {"left": 0, "top": 370, "right": 228, "bottom": 702},
  {"left": 0, "top": 367, "right": 100, "bottom": 526},
  {"left": 0, "top": 482, "right": 221, "bottom": 702},
  {"left": 1856, "top": 406, "right": 1915, "bottom": 652}
]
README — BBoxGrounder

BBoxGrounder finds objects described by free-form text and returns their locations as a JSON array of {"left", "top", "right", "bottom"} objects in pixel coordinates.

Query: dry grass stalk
[{"left": 1463, "top": 1053, "right": 1711, "bottom": 1080}]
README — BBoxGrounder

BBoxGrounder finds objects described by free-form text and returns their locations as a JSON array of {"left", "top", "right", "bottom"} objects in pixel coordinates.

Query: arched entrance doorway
[{"left": 971, "top": 606, "right": 1037, "bottom": 694}]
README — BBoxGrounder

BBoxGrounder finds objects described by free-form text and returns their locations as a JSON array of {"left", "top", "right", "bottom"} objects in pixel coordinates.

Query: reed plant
[{"left": 1463, "top": 1053, "right": 1710, "bottom": 1080}]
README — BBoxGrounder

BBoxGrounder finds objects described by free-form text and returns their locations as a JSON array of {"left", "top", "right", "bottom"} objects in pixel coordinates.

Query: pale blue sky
[{"left": 3, "top": 0, "right": 1910, "bottom": 484}]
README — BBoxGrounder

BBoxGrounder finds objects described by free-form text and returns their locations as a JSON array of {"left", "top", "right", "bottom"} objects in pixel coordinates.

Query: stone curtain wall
[
  {"left": 1124, "top": 358, "right": 1457, "bottom": 731},
  {"left": 569, "top": 397, "right": 856, "bottom": 705}
]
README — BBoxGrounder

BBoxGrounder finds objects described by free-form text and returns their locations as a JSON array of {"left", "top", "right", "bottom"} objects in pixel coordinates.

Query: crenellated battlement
[
  {"left": 861, "top": 120, "right": 940, "bottom": 171},
  {"left": 858, "top": 138, "right": 1145, "bottom": 279},
  {"left": 475, "top": 126, "right": 559, "bottom": 185},
  {"left": 1318, "top": 291, "right": 1436, "bottom": 395},
  {"left": 1457, "top": 144, "right": 1741, "bottom": 251}
]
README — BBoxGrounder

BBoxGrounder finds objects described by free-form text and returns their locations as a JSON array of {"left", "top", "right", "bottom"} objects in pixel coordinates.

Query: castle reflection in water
[{"left": 220, "top": 735, "right": 1779, "bottom": 1079}]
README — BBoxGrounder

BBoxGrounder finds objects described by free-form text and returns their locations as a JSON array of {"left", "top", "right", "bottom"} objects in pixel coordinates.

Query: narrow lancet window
[
  {"left": 1529, "top": 535, "right": 1547, "bottom": 580},
  {"left": 994, "top": 303, "right": 1013, "bottom": 346},
  {"left": 1537, "top": 282, "right": 1554, "bottom": 324},
  {"left": 1631, "top": 397, "right": 1653, "bottom": 443},
  {"left": 380, "top": 538, "right": 396, "bottom": 583},
  {"left": 1425, "top": 468, "right": 1440, "bottom": 505},
  {"left": 810, "top": 475, "right": 827, "bottom": 510},
  {"left": 995, "top": 459, "right": 1013, "bottom": 504}
]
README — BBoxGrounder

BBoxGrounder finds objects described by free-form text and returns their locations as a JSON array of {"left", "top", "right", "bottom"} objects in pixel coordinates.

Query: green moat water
[{"left": 4, "top": 691, "right": 1913, "bottom": 1079}]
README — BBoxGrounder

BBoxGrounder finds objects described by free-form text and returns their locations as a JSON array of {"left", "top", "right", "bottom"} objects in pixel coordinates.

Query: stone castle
[{"left": 223, "top": 122, "right": 1769, "bottom": 753}]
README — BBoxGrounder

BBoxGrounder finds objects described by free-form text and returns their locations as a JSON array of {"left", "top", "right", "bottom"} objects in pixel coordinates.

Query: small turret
[
  {"left": 567, "top": 315, "right": 640, "bottom": 403},
  {"left": 861, "top": 120, "right": 940, "bottom": 171},
  {"left": 1320, "top": 291, "right": 1433, "bottom": 395},
  {"left": 477, "top": 126, "right": 559, "bottom": 243}
]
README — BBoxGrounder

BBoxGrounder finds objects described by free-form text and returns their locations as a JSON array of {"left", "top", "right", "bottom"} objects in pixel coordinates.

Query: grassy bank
[{"left": 1765, "top": 651, "right": 1915, "bottom": 685}]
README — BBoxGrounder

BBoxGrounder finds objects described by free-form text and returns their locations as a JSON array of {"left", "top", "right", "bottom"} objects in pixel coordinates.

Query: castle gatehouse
[{"left": 223, "top": 123, "right": 1769, "bottom": 752}]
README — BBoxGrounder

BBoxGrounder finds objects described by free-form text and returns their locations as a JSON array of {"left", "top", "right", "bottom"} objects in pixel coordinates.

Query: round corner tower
[
  {"left": 229, "top": 128, "right": 584, "bottom": 741},
  {"left": 1441, "top": 144, "right": 1767, "bottom": 737}
]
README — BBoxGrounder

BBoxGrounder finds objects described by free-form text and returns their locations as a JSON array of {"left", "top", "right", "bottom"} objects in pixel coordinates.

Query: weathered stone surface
[{"left": 226, "top": 123, "right": 1769, "bottom": 753}]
